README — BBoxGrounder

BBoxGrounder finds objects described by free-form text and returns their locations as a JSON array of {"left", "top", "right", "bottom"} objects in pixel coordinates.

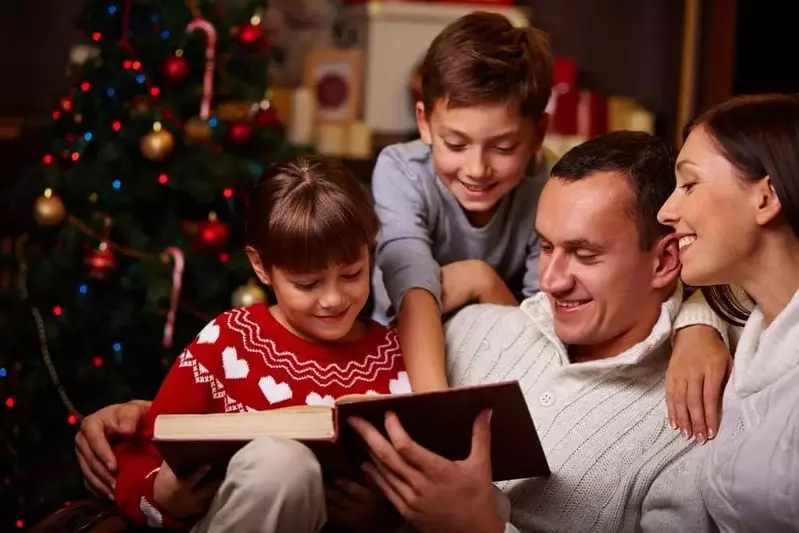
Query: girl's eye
[
  {"left": 342, "top": 269, "right": 362, "bottom": 280},
  {"left": 679, "top": 182, "right": 696, "bottom": 194}
]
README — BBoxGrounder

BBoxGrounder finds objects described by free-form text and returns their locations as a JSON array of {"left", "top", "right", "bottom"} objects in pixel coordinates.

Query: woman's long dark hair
[{"left": 684, "top": 94, "right": 799, "bottom": 326}]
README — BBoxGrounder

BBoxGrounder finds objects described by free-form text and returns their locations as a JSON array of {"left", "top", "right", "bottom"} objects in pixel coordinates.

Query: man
[
  {"left": 348, "top": 131, "right": 723, "bottom": 532},
  {"left": 75, "top": 132, "right": 726, "bottom": 532}
]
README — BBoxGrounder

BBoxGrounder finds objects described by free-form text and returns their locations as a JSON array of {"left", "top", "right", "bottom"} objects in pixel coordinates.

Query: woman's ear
[
  {"left": 651, "top": 233, "right": 682, "bottom": 290},
  {"left": 245, "top": 246, "right": 270, "bottom": 285},
  {"left": 753, "top": 175, "right": 783, "bottom": 226}
]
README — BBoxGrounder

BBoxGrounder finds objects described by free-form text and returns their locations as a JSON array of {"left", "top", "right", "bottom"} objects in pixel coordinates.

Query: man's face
[
  {"left": 417, "top": 99, "right": 546, "bottom": 226},
  {"left": 535, "top": 172, "right": 669, "bottom": 358}
]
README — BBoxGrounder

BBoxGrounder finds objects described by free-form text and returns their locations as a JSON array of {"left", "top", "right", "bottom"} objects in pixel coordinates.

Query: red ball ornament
[
  {"left": 163, "top": 56, "right": 190, "bottom": 84},
  {"left": 85, "top": 243, "right": 118, "bottom": 279},
  {"left": 237, "top": 22, "right": 266, "bottom": 49},
  {"left": 228, "top": 121, "right": 253, "bottom": 145},
  {"left": 255, "top": 106, "right": 281, "bottom": 128},
  {"left": 197, "top": 215, "right": 229, "bottom": 250}
]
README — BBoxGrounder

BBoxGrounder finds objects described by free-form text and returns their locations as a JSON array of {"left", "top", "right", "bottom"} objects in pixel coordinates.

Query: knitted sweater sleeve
[
  {"left": 114, "top": 327, "right": 218, "bottom": 528},
  {"left": 640, "top": 449, "right": 715, "bottom": 533},
  {"left": 673, "top": 289, "right": 730, "bottom": 346}
]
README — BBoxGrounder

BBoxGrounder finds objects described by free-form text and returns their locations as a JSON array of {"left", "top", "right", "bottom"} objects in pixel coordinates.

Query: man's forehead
[{"left": 536, "top": 175, "right": 637, "bottom": 243}]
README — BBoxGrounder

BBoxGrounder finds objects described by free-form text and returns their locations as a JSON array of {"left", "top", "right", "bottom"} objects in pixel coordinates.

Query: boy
[{"left": 371, "top": 12, "right": 556, "bottom": 391}]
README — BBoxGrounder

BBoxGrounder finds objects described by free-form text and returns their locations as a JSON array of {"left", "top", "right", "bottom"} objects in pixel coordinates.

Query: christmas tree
[{"left": 1, "top": 0, "right": 307, "bottom": 528}]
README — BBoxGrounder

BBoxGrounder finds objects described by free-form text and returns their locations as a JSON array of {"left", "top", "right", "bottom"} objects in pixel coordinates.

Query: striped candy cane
[
  {"left": 162, "top": 246, "right": 185, "bottom": 348},
  {"left": 186, "top": 18, "right": 217, "bottom": 120}
]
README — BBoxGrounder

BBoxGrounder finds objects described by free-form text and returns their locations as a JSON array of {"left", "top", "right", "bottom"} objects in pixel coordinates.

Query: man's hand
[
  {"left": 348, "top": 410, "right": 504, "bottom": 533},
  {"left": 440, "top": 260, "right": 516, "bottom": 315},
  {"left": 153, "top": 461, "right": 220, "bottom": 519},
  {"left": 325, "top": 478, "right": 399, "bottom": 533},
  {"left": 75, "top": 400, "right": 152, "bottom": 499},
  {"left": 667, "top": 325, "right": 732, "bottom": 443}
]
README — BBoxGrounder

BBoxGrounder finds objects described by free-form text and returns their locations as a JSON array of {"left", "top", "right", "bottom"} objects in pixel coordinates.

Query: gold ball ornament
[
  {"left": 34, "top": 189, "right": 66, "bottom": 226},
  {"left": 140, "top": 129, "right": 175, "bottom": 161},
  {"left": 185, "top": 117, "right": 213, "bottom": 142},
  {"left": 231, "top": 279, "right": 267, "bottom": 308}
]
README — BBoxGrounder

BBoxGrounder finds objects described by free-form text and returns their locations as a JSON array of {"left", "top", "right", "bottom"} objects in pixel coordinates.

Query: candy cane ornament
[
  {"left": 186, "top": 18, "right": 217, "bottom": 120},
  {"left": 162, "top": 246, "right": 186, "bottom": 348}
]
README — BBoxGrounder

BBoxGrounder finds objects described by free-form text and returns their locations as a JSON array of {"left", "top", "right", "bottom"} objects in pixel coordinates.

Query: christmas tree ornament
[
  {"left": 162, "top": 246, "right": 185, "bottom": 348},
  {"left": 255, "top": 105, "right": 280, "bottom": 127},
  {"left": 197, "top": 212, "right": 229, "bottom": 250},
  {"left": 216, "top": 100, "right": 255, "bottom": 122},
  {"left": 231, "top": 278, "right": 267, "bottom": 308},
  {"left": 228, "top": 121, "right": 253, "bottom": 144},
  {"left": 163, "top": 55, "right": 189, "bottom": 83},
  {"left": 186, "top": 18, "right": 217, "bottom": 121},
  {"left": 236, "top": 19, "right": 266, "bottom": 49},
  {"left": 33, "top": 189, "right": 66, "bottom": 227},
  {"left": 185, "top": 116, "right": 213, "bottom": 142},
  {"left": 140, "top": 122, "right": 174, "bottom": 161},
  {"left": 85, "top": 241, "right": 117, "bottom": 279}
]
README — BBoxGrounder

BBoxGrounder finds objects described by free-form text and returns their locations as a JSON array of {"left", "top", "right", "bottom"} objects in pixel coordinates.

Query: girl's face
[
  {"left": 257, "top": 245, "right": 371, "bottom": 343},
  {"left": 657, "top": 126, "right": 765, "bottom": 287}
]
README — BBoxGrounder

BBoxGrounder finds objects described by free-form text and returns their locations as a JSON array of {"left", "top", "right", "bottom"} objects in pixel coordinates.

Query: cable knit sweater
[
  {"left": 701, "top": 289, "right": 799, "bottom": 532},
  {"left": 444, "top": 290, "right": 717, "bottom": 533}
]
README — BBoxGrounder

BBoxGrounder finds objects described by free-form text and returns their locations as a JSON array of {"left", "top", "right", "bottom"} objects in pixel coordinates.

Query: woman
[{"left": 658, "top": 93, "right": 799, "bottom": 532}]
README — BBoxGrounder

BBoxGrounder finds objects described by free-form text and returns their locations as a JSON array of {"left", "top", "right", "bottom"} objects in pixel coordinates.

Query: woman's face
[{"left": 657, "top": 126, "right": 765, "bottom": 287}]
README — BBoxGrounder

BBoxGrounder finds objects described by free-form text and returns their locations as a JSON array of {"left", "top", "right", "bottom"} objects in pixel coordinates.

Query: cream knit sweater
[{"left": 444, "top": 289, "right": 720, "bottom": 533}]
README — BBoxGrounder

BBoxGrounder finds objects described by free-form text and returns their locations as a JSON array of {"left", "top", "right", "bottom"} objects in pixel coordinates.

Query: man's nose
[{"left": 539, "top": 250, "right": 575, "bottom": 294}]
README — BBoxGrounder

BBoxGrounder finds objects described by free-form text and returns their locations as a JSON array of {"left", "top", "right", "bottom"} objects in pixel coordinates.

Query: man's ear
[
  {"left": 753, "top": 175, "right": 783, "bottom": 226},
  {"left": 651, "top": 233, "right": 681, "bottom": 290},
  {"left": 245, "top": 246, "right": 270, "bottom": 286},
  {"left": 416, "top": 101, "right": 433, "bottom": 146}
]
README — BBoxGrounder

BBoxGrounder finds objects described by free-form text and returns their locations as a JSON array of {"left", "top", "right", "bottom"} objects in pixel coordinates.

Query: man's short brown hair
[
  {"left": 245, "top": 156, "right": 378, "bottom": 273},
  {"left": 420, "top": 11, "right": 553, "bottom": 119}
]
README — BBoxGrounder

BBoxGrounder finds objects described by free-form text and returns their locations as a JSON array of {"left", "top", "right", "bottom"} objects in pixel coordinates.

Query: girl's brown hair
[
  {"left": 685, "top": 93, "right": 799, "bottom": 326},
  {"left": 245, "top": 156, "right": 379, "bottom": 272}
]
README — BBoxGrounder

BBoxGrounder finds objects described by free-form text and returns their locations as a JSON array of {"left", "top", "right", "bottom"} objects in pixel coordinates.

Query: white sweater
[
  {"left": 701, "top": 289, "right": 799, "bottom": 532},
  {"left": 444, "top": 291, "right": 717, "bottom": 533}
]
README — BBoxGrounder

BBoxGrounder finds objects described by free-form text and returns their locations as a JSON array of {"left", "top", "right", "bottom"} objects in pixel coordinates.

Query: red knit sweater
[{"left": 114, "top": 303, "right": 407, "bottom": 529}]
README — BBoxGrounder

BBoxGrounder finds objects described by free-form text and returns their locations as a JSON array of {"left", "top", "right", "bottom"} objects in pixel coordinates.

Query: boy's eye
[
  {"left": 575, "top": 252, "right": 598, "bottom": 263},
  {"left": 292, "top": 281, "right": 317, "bottom": 290},
  {"left": 444, "top": 141, "right": 466, "bottom": 151},
  {"left": 540, "top": 243, "right": 554, "bottom": 254}
]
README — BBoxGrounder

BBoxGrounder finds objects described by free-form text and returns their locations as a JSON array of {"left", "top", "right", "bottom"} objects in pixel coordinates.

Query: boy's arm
[
  {"left": 521, "top": 233, "right": 541, "bottom": 298},
  {"left": 114, "top": 343, "right": 215, "bottom": 528},
  {"left": 668, "top": 290, "right": 733, "bottom": 443},
  {"left": 372, "top": 148, "right": 446, "bottom": 392},
  {"left": 398, "top": 289, "right": 448, "bottom": 392}
]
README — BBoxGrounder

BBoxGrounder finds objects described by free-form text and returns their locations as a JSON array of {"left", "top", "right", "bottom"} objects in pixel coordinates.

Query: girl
[
  {"left": 658, "top": 94, "right": 799, "bottom": 532},
  {"left": 113, "top": 156, "right": 408, "bottom": 532}
]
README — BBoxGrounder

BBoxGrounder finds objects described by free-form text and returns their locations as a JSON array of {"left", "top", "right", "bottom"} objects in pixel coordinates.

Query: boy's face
[{"left": 417, "top": 99, "right": 547, "bottom": 226}]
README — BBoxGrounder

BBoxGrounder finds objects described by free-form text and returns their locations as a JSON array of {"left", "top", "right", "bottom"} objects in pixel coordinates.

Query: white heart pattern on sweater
[
  {"left": 259, "top": 376, "right": 293, "bottom": 404},
  {"left": 389, "top": 371, "right": 412, "bottom": 394},
  {"left": 306, "top": 392, "right": 336, "bottom": 407},
  {"left": 197, "top": 321, "right": 220, "bottom": 344},
  {"left": 222, "top": 346, "right": 249, "bottom": 380}
]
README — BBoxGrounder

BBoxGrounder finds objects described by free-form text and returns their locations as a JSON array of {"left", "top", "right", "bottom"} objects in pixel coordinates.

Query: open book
[{"left": 153, "top": 381, "right": 550, "bottom": 482}]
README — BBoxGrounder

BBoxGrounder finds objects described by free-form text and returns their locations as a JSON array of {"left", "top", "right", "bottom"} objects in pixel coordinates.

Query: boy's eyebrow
[
  {"left": 534, "top": 228, "right": 606, "bottom": 251},
  {"left": 440, "top": 127, "right": 520, "bottom": 141}
]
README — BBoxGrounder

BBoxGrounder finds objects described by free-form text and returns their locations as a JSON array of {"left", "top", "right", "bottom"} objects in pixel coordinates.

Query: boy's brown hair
[
  {"left": 245, "top": 156, "right": 378, "bottom": 272},
  {"left": 421, "top": 11, "right": 553, "bottom": 119}
]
